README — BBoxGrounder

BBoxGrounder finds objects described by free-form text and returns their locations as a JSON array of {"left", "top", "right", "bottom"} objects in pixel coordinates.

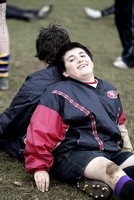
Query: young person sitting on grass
[
  {"left": 0, "top": 23, "right": 70, "bottom": 158},
  {"left": 0, "top": 24, "right": 112, "bottom": 199},
  {"left": 24, "top": 42, "right": 134, "bottom": 200}
]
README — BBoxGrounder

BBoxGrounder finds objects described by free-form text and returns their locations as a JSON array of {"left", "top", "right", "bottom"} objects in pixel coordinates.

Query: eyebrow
[{"left": 66, "top": 51, "right": 85, "bottom": 61}]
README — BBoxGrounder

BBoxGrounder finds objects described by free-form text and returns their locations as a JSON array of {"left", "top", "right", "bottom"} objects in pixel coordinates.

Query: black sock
[
  {"left": 114, "top": 175, "right": 132, "bottom": 197},
  {"left": 120, "top": 180, "right": 134, "bottom": 200},
  {"left": 123, "top": 166, "right": 134, "bottom": 179}
]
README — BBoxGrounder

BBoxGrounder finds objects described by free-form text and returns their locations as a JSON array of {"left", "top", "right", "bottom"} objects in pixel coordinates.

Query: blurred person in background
[
  {"left": 84, "top": 5, "right": 115, "bottom": 20},
  {"left": 84, "top": 0, "right": 134, "bottom": 69},
  {"left": 6, "top": 3, "right": 53, "bottom": 22},
  {"left": 113, "top": 0, "right": 134, "bottom": 69},
  {"left": 0, "top": 0, "right": 10, "bottom": 90}
]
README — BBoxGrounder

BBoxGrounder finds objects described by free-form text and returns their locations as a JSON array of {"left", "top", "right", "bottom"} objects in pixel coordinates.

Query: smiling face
[{"left": 62, "top": 47, "right": 94, "bottom": 82}]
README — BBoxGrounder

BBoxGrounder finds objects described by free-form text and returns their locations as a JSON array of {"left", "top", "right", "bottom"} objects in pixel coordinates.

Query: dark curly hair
[
  {"left": 35, "top": 23, "right": 71, "bottom": 64},
  {"left": 56, "top": 42, "right": 93, "bottom": 74}
]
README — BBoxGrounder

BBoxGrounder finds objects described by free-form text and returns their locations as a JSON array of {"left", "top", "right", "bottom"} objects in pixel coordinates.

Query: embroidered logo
[{"left": 107, "top": 90, "right": 118, "bottom": 99}]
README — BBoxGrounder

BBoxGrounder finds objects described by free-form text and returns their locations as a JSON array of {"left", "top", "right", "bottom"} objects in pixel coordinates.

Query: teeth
[{"left": 79, "top": 65, "right": 86, "bottom": 69}]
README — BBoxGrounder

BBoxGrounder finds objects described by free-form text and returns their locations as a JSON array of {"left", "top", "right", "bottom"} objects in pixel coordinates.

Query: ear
[{"left": 62, "top": 71, "right": 69, "bottom": 77}]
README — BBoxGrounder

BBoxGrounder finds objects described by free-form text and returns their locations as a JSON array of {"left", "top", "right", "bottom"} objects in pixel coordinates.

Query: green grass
[{"left": 0, "top": 0, "right": 133, "bottom": 199}]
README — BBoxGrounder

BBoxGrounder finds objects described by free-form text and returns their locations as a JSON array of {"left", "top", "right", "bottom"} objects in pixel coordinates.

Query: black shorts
[
  {"left": 0, "top": 139, "right": 25, "bottom": 161},
  {"left": 51, "top": 150, "right": 134, "bottom": 183}
]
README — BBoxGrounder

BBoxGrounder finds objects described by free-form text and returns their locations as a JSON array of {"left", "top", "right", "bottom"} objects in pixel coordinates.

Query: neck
[
  {"left": 43, "top": 61, "right": 49, "bottom": 68},
  {"left": 80, "top": 74, "right": 95, "bottom": 83}
]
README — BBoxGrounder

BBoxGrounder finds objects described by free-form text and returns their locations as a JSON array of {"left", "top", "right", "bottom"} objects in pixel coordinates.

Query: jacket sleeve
[
  {"left": 118, "top": 112, "right": 133, "bottom": 152},
  {"left": 119, "top": 123, "right": 133, "bottom": 152},
  {"left": 118, "top": 112, "right": 126, "bottom": 125},
  {"left": 24, "top": 99, "right": 69, "bottom": 173},
  {"left": 0, "top": 77, "right": 45, "bottom": 140}
]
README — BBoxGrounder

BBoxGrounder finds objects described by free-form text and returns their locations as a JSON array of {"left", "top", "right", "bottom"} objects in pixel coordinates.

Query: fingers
[{"left": 34, "top": 171, "right": 50, "bottom": 192}]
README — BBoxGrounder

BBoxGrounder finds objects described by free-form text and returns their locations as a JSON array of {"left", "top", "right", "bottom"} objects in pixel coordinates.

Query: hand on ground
[{"left": 34, "top": 170, "right": 50, "bottom": 192}]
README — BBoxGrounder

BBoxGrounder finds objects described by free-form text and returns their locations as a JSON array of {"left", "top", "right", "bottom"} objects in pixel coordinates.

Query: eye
[
  {"left": 80, "top": 54, "right": 86, "bottom": 57},
  {"left": 69, "top": 58, "right": 75, "bottom": 62}
]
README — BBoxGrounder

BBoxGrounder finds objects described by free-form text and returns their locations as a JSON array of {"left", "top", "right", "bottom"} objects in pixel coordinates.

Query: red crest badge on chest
[{"left": 107, "top": 90, "right": 118, "bottom": 99}]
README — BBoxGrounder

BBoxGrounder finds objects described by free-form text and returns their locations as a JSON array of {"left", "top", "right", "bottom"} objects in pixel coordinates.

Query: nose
[{"left": 77, "top": 57, "right": 83, "bottom": 63}]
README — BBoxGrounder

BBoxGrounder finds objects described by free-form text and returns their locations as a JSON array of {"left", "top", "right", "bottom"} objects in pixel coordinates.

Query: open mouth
[{"left": 78, "top": 64, "right": 87, "bottom": 69}]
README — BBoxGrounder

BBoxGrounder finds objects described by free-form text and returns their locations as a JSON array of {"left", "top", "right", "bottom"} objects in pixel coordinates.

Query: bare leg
[
  {"left": 84, "top": 157, "right": 126, "bottom": 190},
  {"left": 77, "top": 156, "right": 134, "bottom": 199},
  {"left": 0, "top": 3, "right": 9, "bottom": 90},
  {"left": 0, "top": 3, "right": 9, "bottom": 54},
  {"left": 120, "top": 155, "right": 134, "bottom": 169}
]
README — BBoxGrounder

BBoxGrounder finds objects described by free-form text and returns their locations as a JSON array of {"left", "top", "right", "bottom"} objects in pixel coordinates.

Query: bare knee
[
  {"left": 106, "top": 162, "right": 120, "bottom": 178},
  {"left": 105, "top": 162, "right": 126, "bottom": 189},
  {"left": 84, "top": 157, "right": 122, "bottom": 180},
  {"left": 84, "top": 157, "right": 113, "bottom": 180},
  {"left": 84, "top": 157, "right": 126, "bottom": 189}
]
